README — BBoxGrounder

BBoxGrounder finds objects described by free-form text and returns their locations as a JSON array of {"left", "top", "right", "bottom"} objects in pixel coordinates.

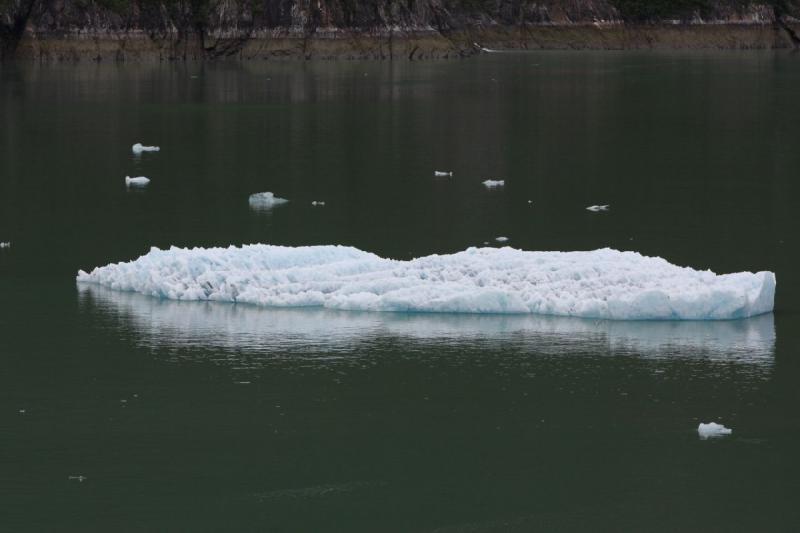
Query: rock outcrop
[{"left": 2, "top": 0, "right": 799, "bottom": 60}]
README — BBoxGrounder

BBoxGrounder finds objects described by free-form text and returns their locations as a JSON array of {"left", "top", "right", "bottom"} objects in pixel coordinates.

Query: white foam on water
[
  {"left": 76, "top": 245, "right": 775, "bottom": 320},
  {"left": 698, "top": 422, "right": 733, "bottom": 439},
  {"left": 132, "top": 143, "right": 160, "bottom": 154}
]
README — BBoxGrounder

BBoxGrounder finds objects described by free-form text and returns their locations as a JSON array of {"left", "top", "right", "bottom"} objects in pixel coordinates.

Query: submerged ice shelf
[{"left": 76, "top": 245, "right": 775, "bottom": 320}]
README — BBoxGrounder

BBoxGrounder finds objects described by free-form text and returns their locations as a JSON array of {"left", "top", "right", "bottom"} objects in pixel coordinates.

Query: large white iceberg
[{"left": 75, "top": 245, "right": 775, "bottom": 320}]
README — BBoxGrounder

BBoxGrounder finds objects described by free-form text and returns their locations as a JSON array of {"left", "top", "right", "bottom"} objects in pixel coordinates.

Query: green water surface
[{"left": 1, "top": 52, "right": 799, "bottom": 531}]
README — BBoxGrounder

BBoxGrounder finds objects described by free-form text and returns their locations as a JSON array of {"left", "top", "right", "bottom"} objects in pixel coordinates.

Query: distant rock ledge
[{"left": 2, "top": 0, "right": 799, "bottom": 61}]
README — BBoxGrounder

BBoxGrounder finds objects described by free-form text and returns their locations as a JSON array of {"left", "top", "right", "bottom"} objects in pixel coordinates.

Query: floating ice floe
[
  {"left": 311, "top": 201, "right": 326, "bottom": 207},
  {"left": 0, "top": 242, "right": 10, "bottom": 249},
  {"left": 132, "top": 143, "right": 160, "bottom": 154},
  {"left": 76, "top": 245, "right": 775, "bottom": 320},
  {"left": 125, "top": 176, "right": 150, "bottom": 187},
  {"left": 483, "top": 180, "right": 505, "bottom": 188},
  {"left": 249, "top": 192, "right": 289, "bottom": 210},
  {"left": 434, "top": 171, "right": 453, "bottom": 177},
  {"left": 587, "top": 205, "right": 610, "bottom": 212},
  {"left": 495, "top": 237, "right": 509, "bottom": 242},
  {"left": 698, "top": 422, "right": 733, "bottom": 439}
]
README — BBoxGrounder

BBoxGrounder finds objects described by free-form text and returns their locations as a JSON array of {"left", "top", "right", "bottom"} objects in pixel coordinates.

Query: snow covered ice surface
[
  {"left": 76, "top": 245, "right": 775, "bottom": 320},
  {"left": 482, "top": 179, "right": 505, "bottom": 188},
  {"left": 248, "top": 192, "right": 289, "bottom": 210},
  {"left": 698, "top": 422, "right": 733, "bottom": 439},
  {"left": 132, "top": 143, "right": 160, "bottom": 154}
]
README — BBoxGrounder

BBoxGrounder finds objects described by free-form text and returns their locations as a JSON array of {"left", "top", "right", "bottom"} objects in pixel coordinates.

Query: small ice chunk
[
  {"left": 698, "top": 422, "right": 732, "bottom": 439},
  {"left": 132, "top": 143, "right": 160, "bottom": 154},
  {"left": 125, "top": 176, "right": 150, "bottom": 187},
  {"left": 68, "top": 475, "right": 87, "bottom": 482},
  {"left": 249, "top": 192, "right": 289, "bottom": 210},
  {"left": 495, "top": 236, "right": 509, "bottom": 242},
  {"left": 434, "top": 171, "right": 453, "bottom": 177},
  {"left": 0, "top": 242, "right": 10, "bottom": 249},
  {"left": 527, "top": 200, "right": 533, "bottom": 204},
  {"left": 586, "top": 205, "right": 610, "bottom": 212},
  {"left": 483, "top": 179, "right": 505, "bottom": 188},
  {"left": 311, "top": 201, "right": 326, "bottom": 207}
]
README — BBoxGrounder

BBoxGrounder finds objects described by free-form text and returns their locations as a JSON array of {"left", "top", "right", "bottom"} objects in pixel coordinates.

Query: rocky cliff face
[{"left": 1, "top": 0, "right": 799, "bottom": 60}]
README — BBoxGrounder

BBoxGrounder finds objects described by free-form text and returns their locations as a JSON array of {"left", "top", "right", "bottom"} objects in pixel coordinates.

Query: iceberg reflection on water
[{"left": 77, "top": 284, "right": 775, "bottom": 366}]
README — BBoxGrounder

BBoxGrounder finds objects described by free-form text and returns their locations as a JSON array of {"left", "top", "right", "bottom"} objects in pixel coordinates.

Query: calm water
[{"left": 1, "top": 52, "right": 800, "bottom": 531}]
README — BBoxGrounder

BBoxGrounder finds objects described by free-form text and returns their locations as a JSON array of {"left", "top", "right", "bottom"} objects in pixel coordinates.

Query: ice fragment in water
[
  {"left": 75, "top": 245, "right": 775, "bottom": 320},
  {"left": 434, "top": 171, "right": 453, "bottom": 177},
  {"left": 125, "top": 176, "right": 150, "bottom": 186},
  {"left": 249, "top": 192, "right": 289, "bottom": 210},
  {"left": 698, "top": 422, "right": 732, "bottom": 439},
  {"left": 132, "top": 143, "right": 160, "bottom": 154},
  {"left": 483, "top": 179, "right": 504, "bottom": 188},
  {"left": 495, "top": 237, "right": 509, "bottom": 242},
  {"left": 586, "top": 205, "right": 609, "bottom": 212}
]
